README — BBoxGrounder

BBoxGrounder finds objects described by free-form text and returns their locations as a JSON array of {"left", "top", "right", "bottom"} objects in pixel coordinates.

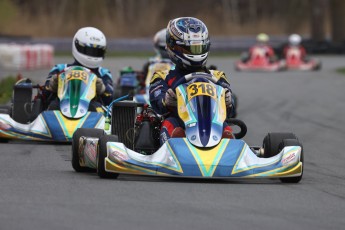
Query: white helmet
[
  {"left": 289, "top": 34, "right": 302, "bottom": 46},
  {"left": 72, "top": 27, "right": 106, "bottom": 69},
  {"left": 153, "top": 28, "right": 169, "bottom": 58}
]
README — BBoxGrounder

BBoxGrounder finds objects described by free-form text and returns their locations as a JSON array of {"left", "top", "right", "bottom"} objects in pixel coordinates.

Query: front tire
[
  {"left": 262, "top": 132, "right": 297, "bottom": 158},
  {"left": 97, "top": 135, "right": 119, "bottom": 179},
  {"left": 72, "top": 128, "right": 105, "bottom": 172},
  {"left": 279, "top": 139, "right": 304, "bottom": 183}
]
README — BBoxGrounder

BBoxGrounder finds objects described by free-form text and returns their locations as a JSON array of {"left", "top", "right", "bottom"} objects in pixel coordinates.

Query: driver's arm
[
  {"left": 149, "top": 71, "right": 170, "bottom": 115},
  {"left": 211, "top": 70, "right": 235, "bottom": 110}
]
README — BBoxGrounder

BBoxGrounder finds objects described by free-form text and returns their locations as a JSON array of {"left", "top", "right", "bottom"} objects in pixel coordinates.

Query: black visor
[{"left": 75, "top": 40, "right": 106, "bottom": 58}]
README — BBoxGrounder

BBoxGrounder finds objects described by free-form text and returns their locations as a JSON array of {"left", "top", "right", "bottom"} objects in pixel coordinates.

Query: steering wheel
[{"left": 172, "top": 72, "right": 219, "bottom": 90}]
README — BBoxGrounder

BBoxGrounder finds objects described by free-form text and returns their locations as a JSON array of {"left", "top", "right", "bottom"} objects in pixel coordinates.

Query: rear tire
[
  {"left": 97, "top": 135, "right": 119, "bottom": 179},
  {"left": 262, "top": 133, "right": 297, "bottom": 158},
  {"left": 72, "top": 128, "right": 105, "bottom": 172},
  {"left": 279, "top": 139, "right": 304, "bottom": 183}
]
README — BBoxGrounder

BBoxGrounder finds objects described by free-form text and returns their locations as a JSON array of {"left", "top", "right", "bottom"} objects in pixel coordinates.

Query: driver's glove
[
  {"left": 164, "top": 88, "right": 177, "bottom": 107},
  {"left": 96, "top": 77, "right": 106, "bottom": 95},
  {"left": 225, "top": 90, "right": 232, "bottom": 108},
  {"left": 48, "top": 74, "right": 58, "bottom": 92}
]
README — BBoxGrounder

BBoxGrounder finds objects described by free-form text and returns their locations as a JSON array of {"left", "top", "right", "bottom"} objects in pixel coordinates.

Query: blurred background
[{"left": 0, "top": 0, "right": 345, "bottom": 53}]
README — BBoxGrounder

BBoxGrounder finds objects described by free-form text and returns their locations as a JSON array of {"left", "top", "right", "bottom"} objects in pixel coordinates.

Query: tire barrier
[{"left": 0, "top": 44, "right": 54, "bottom": 70}]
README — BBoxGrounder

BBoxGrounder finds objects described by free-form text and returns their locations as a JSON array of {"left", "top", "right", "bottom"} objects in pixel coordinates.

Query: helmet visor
[
  {"left": 176, "top": 40, "right": 210, "bottom": 55},
  {"left": 75, "top": 40, "right": 106, "bottom": 58}
]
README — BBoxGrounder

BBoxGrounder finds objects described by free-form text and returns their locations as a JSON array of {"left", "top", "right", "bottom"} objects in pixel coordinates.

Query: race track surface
[{"left": 1, "top": 56, "right": 345, "bottom": 230}]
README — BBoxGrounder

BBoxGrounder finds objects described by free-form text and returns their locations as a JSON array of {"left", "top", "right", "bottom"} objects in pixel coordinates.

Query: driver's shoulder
[
  {"left": 150, "top": 70, "right": 169, "bottom": 83},
  {"left": 49, "top": 63, "right": 68, "bottom": 74},
  {"left": 210, "top": 69, "right": 226, "bottom": 80}
]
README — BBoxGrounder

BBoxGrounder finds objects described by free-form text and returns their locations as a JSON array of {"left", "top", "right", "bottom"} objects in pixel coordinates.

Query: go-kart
[
  {"left": 0, "top": 66, "right": 110, "bottom": 142},
  {"left": 235, "top": 48, "right": 286, "bottom": 72},
  {"left": 284, "top": 47, "right": 321, "bottom": 71},
  {"left": 72, "top": 73, "right": 303, "bottom": 183}
]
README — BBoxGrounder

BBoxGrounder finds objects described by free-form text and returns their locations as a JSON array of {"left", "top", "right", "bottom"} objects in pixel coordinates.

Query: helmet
[
  {"left": 72, "top": 27, "right": 106, "bottom": 69},
  {"left": 153, "top": 28, "right": 169, "bottom": 59},
  {"left": 289, "top": 34, "right": 302, "bottom": 46},
  {"left": 256, "top": 33, "right": 269, "bottom": 43},
  {"left": 166, "top": 17, "right": 210, "bottom": 70}
]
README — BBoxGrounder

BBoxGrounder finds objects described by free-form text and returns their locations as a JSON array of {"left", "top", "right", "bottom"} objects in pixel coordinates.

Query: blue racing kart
[{"left": 72, "top": 73, "right": 303, "bottom": 183}]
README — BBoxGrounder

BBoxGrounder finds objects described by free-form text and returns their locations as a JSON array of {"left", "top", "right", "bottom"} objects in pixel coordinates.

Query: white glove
[
  {"left": 48, "top": 74, "right": 58, "bottom": 92},
  {"left": 96, "top": 77, "right": 106, "bottom": 95},
  {"left": 225, "top": 90, "right": 232, "bottom": 108},
  {"left": 164, "top": 89, "right": 177, "bottom": 107}
]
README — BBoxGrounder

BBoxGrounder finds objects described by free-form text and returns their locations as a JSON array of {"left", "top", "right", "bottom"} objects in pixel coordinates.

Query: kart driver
[
  {"left": 283, "top": 34, "right": 308, "bottom": 61},
  {"left": 43, "top": 27, "right": 114, "bottom": 111},
  {"left": 242, "top": 33, "right": 276, "bottom": 63},
  {"left": 149, "top": 17, "right": 235, "bottom": 144}
]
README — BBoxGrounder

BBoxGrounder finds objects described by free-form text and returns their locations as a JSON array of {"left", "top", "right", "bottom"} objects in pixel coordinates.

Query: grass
[
  {"left": 336, "top": 67, "right": 345, "bottom": 75},
  {"left": 0, "top": 76, "right": 16, "bottom": 104}
]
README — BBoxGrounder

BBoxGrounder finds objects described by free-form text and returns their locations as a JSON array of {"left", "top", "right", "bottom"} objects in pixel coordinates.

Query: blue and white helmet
[
  {"left": 166, "top": 17, "right": 210, "bottom": 70},
  {"left": 72, "top": 27, "right": 107, "bottom": 69}
]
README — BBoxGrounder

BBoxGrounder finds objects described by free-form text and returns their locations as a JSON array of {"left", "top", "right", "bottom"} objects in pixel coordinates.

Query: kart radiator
[{"left": 111, "top": 101, "right": 137, "bottom": 150}]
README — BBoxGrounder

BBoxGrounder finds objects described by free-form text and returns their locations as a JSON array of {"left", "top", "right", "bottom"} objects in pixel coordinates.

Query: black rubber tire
[
  {"left": 72, "top": 128, "right": 105, "bottom": 172},
  {"left": 262, "top": 133, "right": 297, "bottom": 158},
  {"left": 279, "top": 139, "right": 304, "bottom": 183},
  {"left": 97, "top": 135, "right": 119, "bottom": 179}
]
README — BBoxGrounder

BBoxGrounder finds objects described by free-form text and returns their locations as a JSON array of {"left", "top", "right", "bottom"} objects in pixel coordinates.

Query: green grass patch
[
  {"left": 336, "top": 67, "right": 345, "bottom": 75},
  {"left": 0, "top": 76, "right": 16, "bottom": 104}
]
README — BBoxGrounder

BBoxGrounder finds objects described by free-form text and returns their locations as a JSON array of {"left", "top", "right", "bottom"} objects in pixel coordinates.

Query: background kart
[
  {"left": 0, "top": 66, "right": 107, "bottom": 142},
  {"left": 235, "top": 50, "right": 286, "bottom": 72},
  {"left": 72, "top": 73, "right": 303, "bottom": 183},
  {"left": 284, "top": 47, "right": 321, "bottom": 70}
]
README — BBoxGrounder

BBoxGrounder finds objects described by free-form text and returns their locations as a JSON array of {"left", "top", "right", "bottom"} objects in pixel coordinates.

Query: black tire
[
  {"left": 279, "top": 139, "right": 304, "bottom": 183},
  {"left": 262, "top": 132, "right": 297, "bottom": 158},
  {"left": 97, "top": 135, "right": 119, "bottom": 179},
  {"left": 72, "top": 128, "right": 105, "bottom": 172},
  {"left": 12, "top": 79, "right": 33, "bottom": 123}
]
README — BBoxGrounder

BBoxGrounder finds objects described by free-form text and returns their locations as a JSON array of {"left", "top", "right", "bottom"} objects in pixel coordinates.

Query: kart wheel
[
  {"left": 97, "top": 135, "right": 119, "bottom": 179},
  {"left": 262, "top": 132, "right": 297, "bottom": 158},
  {"left": 72, "top": 128, "right": 105, "bottom": 172},
  {"left": 12, "top": 79, "right": 33, "bottom": 123},
  {"left": 279, "top": 139, "right": 303, "bottom": 183}
]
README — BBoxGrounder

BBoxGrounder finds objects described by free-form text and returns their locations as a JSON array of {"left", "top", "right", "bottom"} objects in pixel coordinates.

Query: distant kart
[
  {"left": 72, "top": 73, "right": 303, "bottom": 183},
  {"left": 0, "top": 66, "right": 109, "bottom": 142},
  {"left": 235, "top": 49, "right": 286, "bottom": 72},
  {"left": 284, "top": 47, "right": 321, "bottom": 71}
]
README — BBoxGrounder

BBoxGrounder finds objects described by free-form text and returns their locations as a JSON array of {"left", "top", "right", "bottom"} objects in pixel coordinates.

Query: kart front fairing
[
  {"left": 100, "top": 138, "right": 302, "bottom": 179},
  {"left": 176, "top": 78, "right": 226, "bottom": 147},
  {"left": 58, "top": 67, "right": 97, "bottom": 118}
]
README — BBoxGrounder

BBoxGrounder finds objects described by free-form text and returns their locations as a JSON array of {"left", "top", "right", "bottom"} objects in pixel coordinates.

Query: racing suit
[
  {"left": 283, "top": 45, "right": 307, "bottom": 61},
  {"left": 149, "top": 66, "right": 234, "bottom": 144},
  {"left": 243, "top": 44, "right": 276, "bottom": 63},
  {"left": 43, "top": 60, "right": 114, "bottom": 110}
]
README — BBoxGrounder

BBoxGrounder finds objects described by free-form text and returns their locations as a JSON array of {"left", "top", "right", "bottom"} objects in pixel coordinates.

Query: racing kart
[
  {"left": 72, "top": 73, "right": 303, "bottom": 183},
  {"left": 0, "top": 66, "right": 109, "bottom": 142},
  {"left": 235, "top": 48, "right": 286, "bottom": 72},
  {"left": 284, "top": 47, "right": 321, "bottom": 71}
]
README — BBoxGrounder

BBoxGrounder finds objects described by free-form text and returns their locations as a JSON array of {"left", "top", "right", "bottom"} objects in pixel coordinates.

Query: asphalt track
[{"left": 1, "top": 56, "right": 345, "bottom": 230}]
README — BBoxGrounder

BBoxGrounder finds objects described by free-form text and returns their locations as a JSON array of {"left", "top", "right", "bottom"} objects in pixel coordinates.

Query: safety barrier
[{"left": 0, "top": 44, "right": 54, "bottom": 70}]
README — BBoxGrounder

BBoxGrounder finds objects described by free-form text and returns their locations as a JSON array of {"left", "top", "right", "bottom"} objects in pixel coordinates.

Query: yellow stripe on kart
[{"left": 185, "top": 138, "right": 230, "bottom": 177}]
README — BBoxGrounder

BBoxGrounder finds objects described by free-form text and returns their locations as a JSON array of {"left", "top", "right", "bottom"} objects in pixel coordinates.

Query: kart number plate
[
  {"left": 187, "top": 82, "right": 216, "bottom": 101},
  {"left": 66, "top": 70, "right": 88, "bottom": 82}
]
